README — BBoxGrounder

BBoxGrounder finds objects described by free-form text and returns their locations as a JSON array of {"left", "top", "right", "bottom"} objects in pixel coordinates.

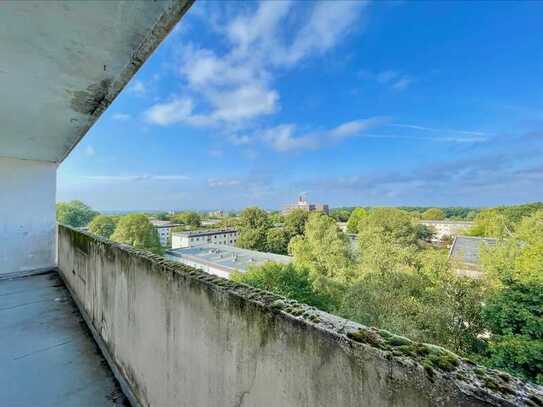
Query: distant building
[
  {"left": 172, "top": 228, "right": 239, "bottom": 249},
  {"left": 420, "top": 220, "right": 473, "bottom": 242},
  {"left": 165, "top": 244, "right": 292, "bottom": 278},
  {"left": 282, "top": 195, "right": 329, "bottom": 215},
  {"left": 449, "top": 236, "right": 497, "bottom": 277},
  {"left": 150, "top": 220, "right": 181, "bottom": 247},
  {"left": 208, "top": 210, "right": 224, "bottom": 218}
]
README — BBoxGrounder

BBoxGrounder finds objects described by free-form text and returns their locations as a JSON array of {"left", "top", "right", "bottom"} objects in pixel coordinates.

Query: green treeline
[
  {"left": 232, "top": 204, "right": 543, "bottom": 385},
  {"left": 56, "top": 200, "right": 543, "bottom": 384}
]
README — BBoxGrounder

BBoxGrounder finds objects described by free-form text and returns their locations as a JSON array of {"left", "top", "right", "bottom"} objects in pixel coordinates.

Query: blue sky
[{"left": 58, "top": 0, "right": 543, "bottom": 211}]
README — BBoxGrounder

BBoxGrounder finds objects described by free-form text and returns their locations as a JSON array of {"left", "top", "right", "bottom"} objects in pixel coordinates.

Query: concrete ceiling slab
[{"left": 0, "top": 0, "right": 192, "bottom": 163}]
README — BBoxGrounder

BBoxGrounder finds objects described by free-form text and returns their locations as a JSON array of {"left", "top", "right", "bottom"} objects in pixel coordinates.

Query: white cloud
[
  {"left": 391, "top": 77, "right": 412, "bottom": 91},
  {"left": 261, "top": 117, "right": 383, "bottom": 152},
  {"left": 208, "top": 149, "right": 224, "bottom": 157},
  {"left": 390, "top": 124, "right": 488, "bottom": 137},
  {"left": 127, "top": 79, "right": 146, "bottom": 95},
  {"left": 361, "top": 69, "right": 413, "bottom": 91},
  {"left": 228, "top": 133, "right": 251, "bottom": 145},
  {"left": 112, "top": 112, "right": 131, "bottom": 121},
  {"left": 376, "top": 70, "right": 399, "bottom": 84},
  {"left": 209, "top": 84, "right": 278, "bottom": 122},
  {"left": 84, "top": 146, "right": 95, "bottom": 156},
  {"left": 208, "top": 178, "right": 241, "bottom": 188},
  {"left": 329, "top": 117, "right": 388, "bottom": 140},
  {"left": 364, "top": 133, "right": 488, "bottom": 143},
  {"left": 261, "top": 124, "right": 319, "bottom": 152},
  {"left": 285, "top": 1, "right": 368, "bottom": 65},
  {"left": 145, "top": 1, "right": 366, "bottom": 129},
  {"left": 144, "top": 98, "right": 195, "bottom": 126},
  {"left": 84, "top": 174, "right": 190, "bottom": 182}
]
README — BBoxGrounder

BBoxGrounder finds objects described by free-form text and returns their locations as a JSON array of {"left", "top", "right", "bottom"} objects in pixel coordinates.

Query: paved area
[{"left": 0, "top": 271, "right": 127, "bottom": 406}]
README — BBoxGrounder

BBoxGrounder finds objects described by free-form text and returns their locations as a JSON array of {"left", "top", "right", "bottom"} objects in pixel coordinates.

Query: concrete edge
[
  {"left": 57, "top": 224, "right": 543, "bottom": 406},
  {"left": 58, "top": 271, "right": 142, "bottom": 407},
  {"left": 0, "top": 266, "right": 56, "bottom": 281}
]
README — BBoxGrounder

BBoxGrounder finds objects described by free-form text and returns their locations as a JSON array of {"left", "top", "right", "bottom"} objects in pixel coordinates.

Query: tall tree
[
  {"left": 467, "top": 209, "right": 510, "bottom": 238},
  {"left": 110, "top": 214, "right": 163, "bottom": 255},
  {"left": 341, "top": 249, "right": 485, "bottom": 353},
  {"left": 480, "top": 211, "right": 543, "bottom": 384},
  {"left": 56, "top": 200, "right": 98, "bottom": 227},
  {"left": 358, "top": 208, "right": 418, "bottom": 247},
  {"left": 173, "top": 211, "right": 201, "bottom": 228},
  {"left": 88, "top": 215, "right": 117, "bottom": 239},
  {"left": 155, "top": 212, "right": 170, "bottom": 221},
  {"left": 421, "top": 208, "right": 445, "bottom": 220},
  {"left": 284, "top": 208, "right": 309, "bottom": 237},
  {"left": 346, "top": 207, "right": 368, "bottom": 233},
  {"left": 231, "top": 263, "right": 335, "bottom": 311},
  {"left": 236, "top": 207, "right": 271, "bottom": 252},
  {"left": 289, "top": 212, "right": 353, "bottom": 297},
  {"left": 330, "top": 209, "right": 351, "bottom": 222},
  {"left": 265, "top": 227, "right": 290, "bottom": 255}
]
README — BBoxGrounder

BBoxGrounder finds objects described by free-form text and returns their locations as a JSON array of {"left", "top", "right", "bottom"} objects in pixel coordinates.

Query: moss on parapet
[{"left": 59, "top": 224, "right": 543, "bottom": 406}]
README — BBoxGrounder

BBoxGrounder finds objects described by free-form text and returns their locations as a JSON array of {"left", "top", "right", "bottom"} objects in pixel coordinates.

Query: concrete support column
[{"left": 0, "top": 156, "right": 57, "bottom": 275}]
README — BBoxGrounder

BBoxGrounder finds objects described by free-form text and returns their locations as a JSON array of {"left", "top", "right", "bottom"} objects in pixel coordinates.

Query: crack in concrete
[
  {"left": 13, "top": 338, "right": 74, "bottom": 360},
  {"left": 234, "top": 351, "right": 258, "bottom": 407},
  {"left": 0, "top": 298, "right": 51, "bottom": 311}
]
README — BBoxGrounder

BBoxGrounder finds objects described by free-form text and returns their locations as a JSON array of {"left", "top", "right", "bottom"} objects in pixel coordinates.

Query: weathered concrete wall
[
  {"left": 57, "top": 225, "right": 543, "bottom": 407},
  {"left": 0, "top": 157, "right": 57, "bottom": 275}
]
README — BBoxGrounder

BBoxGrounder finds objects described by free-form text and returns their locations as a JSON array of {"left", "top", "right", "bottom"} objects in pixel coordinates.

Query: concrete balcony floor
[{"left": 0, "top": 271, "right": 127, "bottom": 406}]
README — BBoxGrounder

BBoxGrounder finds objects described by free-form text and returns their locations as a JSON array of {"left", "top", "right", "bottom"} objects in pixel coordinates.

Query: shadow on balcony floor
[{"left": 0, "top": 271, "right": 128, "bottom": 406}]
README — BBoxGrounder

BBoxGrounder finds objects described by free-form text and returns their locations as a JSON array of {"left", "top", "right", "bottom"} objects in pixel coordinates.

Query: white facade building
[
  {"left": 172, "top": 228, "right": 239, "bottom": 249},
  {"left": 282, "top": 195, "right": 329, "bottom": 215},
  {"left": 150, "top": 220, "right": 181, "bottom": 247},
  {"left": 420, "top": 220, "right": 473, "bottom": 242}
]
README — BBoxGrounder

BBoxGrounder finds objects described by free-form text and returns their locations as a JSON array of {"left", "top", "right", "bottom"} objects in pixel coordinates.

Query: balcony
[
  {"left": 0, "top": 270, "right": 126, "bottom": 406},
  {"left": 0, "top": 1, "right": 542, "bottom": 406}
]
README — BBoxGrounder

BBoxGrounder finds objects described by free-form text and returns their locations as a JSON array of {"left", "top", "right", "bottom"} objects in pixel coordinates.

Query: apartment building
[{"left": 171, "top": 228, "right": 239, "bottom": 248}]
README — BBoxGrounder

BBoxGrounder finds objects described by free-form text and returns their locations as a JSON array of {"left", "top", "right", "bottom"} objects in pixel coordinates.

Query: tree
[
  {"left": 56, "top": 200, "right": 98, "bottom": 227},
  {"left": 414, "top": 223, "right": 435, "bottom": 242},
  {"left": 265, "top": 228, "right": 290, "bottom": 255},
  {"left": 479, "top": 211, "right": 543, "bottom": 384},
  {"left": 268, "top": 211, "right": 284, "bottom": 225},
  {"left": 422, "top": 208, "right": 445, "bottom": 220},
  {"left": 231, "top": 263, "right": 335, "bottom": 311},
  {"left": 289, "top": 212, "right": 353, "bottom": 298},
  {"left": 236, "top": 207, "right": 272, "bottom": 252},
  {"left": 155, "top": 212, "right": 170, "bottom": 221},
  {"left": 342, "top": 249, "right": 485, "bottom": 354},
  {"left": 330, "top": 209, "right": 351, "bottom": 222},
  {"left": 238, "top": 207, "right": 271, "bottom": 229},
  {"left": 284, "top": 209, "right": 309, "bottom": 237},
  {"left": 346, "top": 207, "right": 367, "bottom": 233},
  {"left": 219, "top": 216, "right": 240, "bottom": 228},
  {"left": 358, "top": 208, "right": 418, "bottom": 247},
  {"left": 110, "top": 214, "right": 163, "bottom": 255},
  {"left": 173, "top": 211, "right": 201, "bottom": 228},
  {"left": 467, "top": 209, "right": 510, "bottom": 238},
  {"left": 88, "top": 215, "right": 117, "bottom": 239}
]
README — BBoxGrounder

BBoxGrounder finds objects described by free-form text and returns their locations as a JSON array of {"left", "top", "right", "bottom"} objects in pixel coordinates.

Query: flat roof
[
  {"left": 420, "top": 220, "right": 474, "bottom": 225},
  {"left": 150, "top": 220, "right": 181, "bottom": 228},
  {"left": 172, "top": 228, "right": 238, "bottom": 238},
  {"left": 449, "top": 236, "right": 498, "bottom": 266},
  {"left": 165, "top": 244, "right": 291, "bottom": 273}
]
